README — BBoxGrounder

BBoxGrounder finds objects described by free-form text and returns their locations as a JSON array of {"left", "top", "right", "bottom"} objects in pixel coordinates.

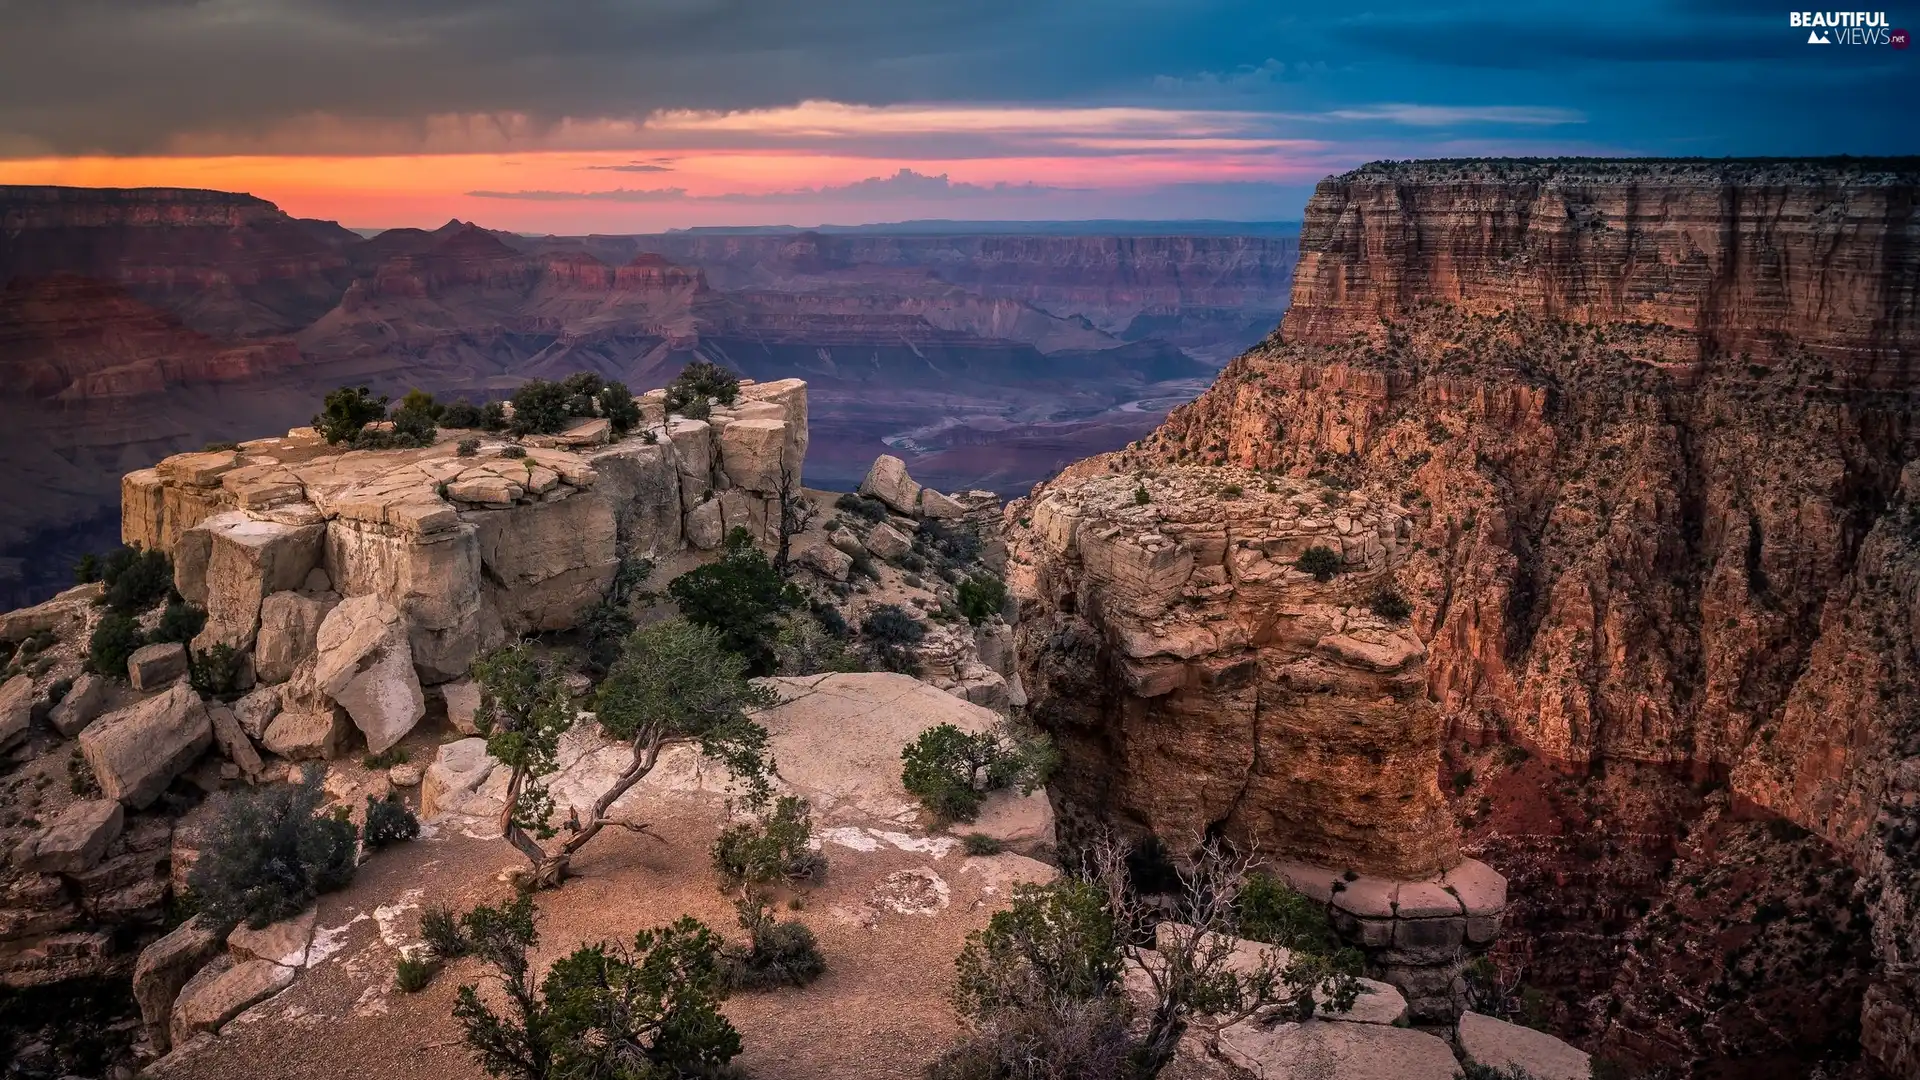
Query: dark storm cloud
[{"left": 0, "top": 0, "right": 1910, "bottom": 158}]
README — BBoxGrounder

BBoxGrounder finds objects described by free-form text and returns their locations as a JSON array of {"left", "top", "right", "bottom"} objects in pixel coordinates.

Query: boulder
[
  {"left": 170, "top": 956, "right": 296, "bottom": 1047},
  {"left": 828, "top": 527, "right": 868, "bottom": 559},
  {"left": 859, "top": 455, "right": 923, "bottom": 515},
  {"left": 232, "top": 684, "right": 281, "bottom": 740},
  {"left": 390, "top": 762, "right": 423, "bottom": 787},
  {"left": 1217, "top": 1019, "right": 1459, "bottom": 1080},
  {"left": 227, "top": 908, "right": 317, "bottom": 968},
  {"left": 128, "top": 642, "right": 189, "bottom": 691},
  {"left": 79, "top": 681, "right": 213, "bottom": 808},
  {"left": 0, "top": 584, "right": 94, "bottom": 642},
  {"left": 312, "top": 595, "right": 425, "bottom": 755},
  {"left": 441, "top": 677, "right": 482, "bottom": 735},
  {"left": 685, "top": 498, "right": 724, "bottom": 549},
  {"left": 48, "top": 673, "right": 109, "bottom": 737},
  {"left": 176, "top": 512, "right": 325, "bottom": 653},
  {"left": 135, "top": 916, "right": 223, "bottom": 1050},
  {"left": 717, "top": 417, "right": 790, "bottom": 492},
  {"left": 208, "top": 705, "right": 265, "bottom": 779},
  {"left": 798, "top": 542, "right": 853, "bottom": 581},
  {"left": 253, "top": 591, "right": 337, "bottom": 684},
  {"left": 866, "top": 521, "right": 912, "bottom": 561},
  {"left": 17, "top": 799, "right": 124, "bottom": 873},
  {"left": 1459, "top": 1011, "right": 1591, "bottom": 1080},
  {"left": 0, "top": 674, "right": 32, "bottom": 750},
  {"left": 261, "top": 704, "right": 351, "bottom": 760},
  {"left": 422, "top": 737, "right": 502, "bottom": 819},
  {"left": 665, "top": 418, "right": 713, "bottom": 506},
  {"left": 919, "top": 488, "right": 966, "bottom": 519}
]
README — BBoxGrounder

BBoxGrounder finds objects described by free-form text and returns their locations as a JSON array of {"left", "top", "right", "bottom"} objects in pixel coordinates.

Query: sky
[{"left": 0, "top": 0, "right": 1912, "bottom": 233}]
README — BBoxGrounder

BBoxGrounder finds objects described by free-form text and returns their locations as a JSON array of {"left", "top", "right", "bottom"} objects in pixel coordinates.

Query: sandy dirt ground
[{"left": 157, "top": 781, "right": 1052, "bottom": 1080}]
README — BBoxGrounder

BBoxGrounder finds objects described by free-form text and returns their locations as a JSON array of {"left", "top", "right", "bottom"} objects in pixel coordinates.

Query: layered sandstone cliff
[{"left": 1010, "top": 158, "right": 1919, "bottom": 1074}]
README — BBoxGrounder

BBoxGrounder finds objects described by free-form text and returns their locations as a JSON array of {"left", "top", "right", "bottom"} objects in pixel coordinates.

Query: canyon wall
[{"left": 1011, "top": 158, "right": 1919, "bottom": 1075}]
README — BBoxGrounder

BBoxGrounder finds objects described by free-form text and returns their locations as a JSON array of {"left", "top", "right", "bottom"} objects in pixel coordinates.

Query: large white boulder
[
  {"left": 717, "top": 417, "right": 790, "bottom": 492},
  {"left": 1459, "top": 1012, "right": 1591, "bottom": 1080},
  {"left": 253, "top": 591, "right": 337, "bottom": 684},
  {"left": 0, "top": 674, "right": 32, "bottom": 750},
  {"left": 859, "top": 455, "right": 923, "bottom": 515},
  {"left": 1217, "top": 1019, "right": 1459, "bottom": 1080},
  {"left": 79, "top": 681, "right": 213, "bottom": 808},
  {"left": 174, "top": 511, "right": 326, "bottom": 653},
  {"left": 311, "top": 595, "right": 425, "bottom": 755}
]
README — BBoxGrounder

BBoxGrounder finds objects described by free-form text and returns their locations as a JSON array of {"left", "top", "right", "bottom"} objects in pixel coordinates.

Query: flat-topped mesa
[
  {"left": 1288, "top": 157, "right": 1920, "bottom": 386},
  {"left": 122, "top": 378, "right": 808, "bottom": 685},
  {"left": 1007, "top": 464, "right": 1458, "bottom": 880}
]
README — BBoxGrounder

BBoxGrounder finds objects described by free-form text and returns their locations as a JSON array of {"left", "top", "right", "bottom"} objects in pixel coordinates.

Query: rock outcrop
[
  {"left": 1012, "top": 158, "right": 1920, "bottom": 1075},
  {"left": 122, "top": 380, "right": 809, "bottom": 703},
  {"left": 79, "top": 681, "right": 213, "bottom": 809}
]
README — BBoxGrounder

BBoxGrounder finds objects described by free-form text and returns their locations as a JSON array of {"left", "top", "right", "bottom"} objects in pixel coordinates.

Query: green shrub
[
  {"left": 363, "top": 795, "right": 420, "bottom": 850},
  {"left": 562, "top": 372, "right": 605, "bottom": 416},
  {"left": 833, "top": 492, "right": 890, "bottom": 523},
  {"left": 313, "top": 385, "right": 388, "bottom": 444},
  {"left": 68, "top": 748, "right": 101, "bottom": 797},
  {"left": 440, "top": 399, "right": 485, "bottom": 429},
  {"left": 480, "top": 400, "right": 508, "bottom": 431},
  {"left": 389, "top": 389, "right": 442, "bottom": 447},
  {"left": 917, "top": 519, "right": 981, "bottom": 564},
  {"left": 73, "top": 552, "right": 100, "bottom": 584},
  {"left": 420, "top": 904, "right": 469, "bottom": 960},
  {"left": 666, "top": 527, "right": 798, "bottom": 675},
  {"left": 1295, "top": 545, "right": 1342, "bottom": 582},
  {"left": 711, "top": 795, "right": 825, "bottom": 888},
  {"left": 859, "top": 603, "right": 926, "bottom": 674},
  {"left": 597, "top": 381, "right": 640, "bottom": 433},
  {"left": 87, "top": 614, "right": 144, "bottom": 677},
  {"left": 901, "top": 722, "right": 1054, "bottom": 824},
  {"left": 101, "top": 546, "right": 172, "bottom": 613},
  {"left": 150, "top": 601, "right": 207, "bottom": 645},
  {"left": 719, "top": 896, "right": 825, "bottom": 991},
  {"left": 188, "top": 644, "right": 244, "bottom": 698},
  {"left": 187, "top": 768, "right": 360, "bottom": 931},
  {"left": 1369, "top": 587, "right": 1412, "bottom": 622},
  {"left": 500, "top": 444, "right": 527, "bottom": 459},
  {"left": 394, "top": 953, "right": 440, "bottom": 993},
  {"left": 963, "top": 833, "right": 1005, "bottom": 856},
  {"left": 508, "top": 379, "right": 571, "bottom": 435},
  {"left": 1134, "top": 486, "right": 1151, "bottom": 505},
  {"left": 456, "top": 437, "right": 480, "bottom": 457},
  {"left": 453, "top": 896, "right": 742, "bottom": 1080},
  {"left": 362, "top": 746, "right": 410, "bottom": 769},
  {"left": 1236, "top": 873, "right": 1351, "bottom": 963},
  {"left": 956, "top": 573, "right": 1009, "bottom": 625},
  {"left": 771, "top": 612, "right": 862, "bottom": 676},
  {"left": 664, "top": 360, "right": 741, "bottom": 415}
]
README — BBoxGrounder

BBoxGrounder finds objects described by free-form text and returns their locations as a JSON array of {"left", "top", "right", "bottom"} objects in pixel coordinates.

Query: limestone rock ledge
[
  {"left": 120, "top": 379, "right": 809, "bottom": 691},
  {"left": 1007, "top": 464, "right": 1458, "bottom": 880}
]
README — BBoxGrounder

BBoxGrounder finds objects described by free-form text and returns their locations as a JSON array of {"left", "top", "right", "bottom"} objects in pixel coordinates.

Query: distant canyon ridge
[{"left": 0, "top": 185, "right": 1297, "bottom": 606}]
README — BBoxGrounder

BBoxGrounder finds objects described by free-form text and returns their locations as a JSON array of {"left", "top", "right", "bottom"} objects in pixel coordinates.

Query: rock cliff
[{"left": 1009, "top": 157, "right": 1919, "bottom": 1075}]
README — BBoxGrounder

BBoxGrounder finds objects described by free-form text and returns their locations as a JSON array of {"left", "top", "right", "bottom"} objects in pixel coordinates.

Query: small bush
[
  {"left": 963, "top": 833, "right": 1005, "bottom": 856},
  {"left": 901, "top": 722, "right": 1054, "bottom": 824},
  {"left": 500, "top": 444, "right": 527, "bottom": 459},
  {"left": 87, "top": 613, "right": 144, "bottom": 677},
  {"left": 73, "top": 552, "right": 100, "bottom": 584},
  {"left": 394, "top": 953, "right": 440, "bottom": 993},
  {"left": 720, "top": 897, "right": 826, "bottom": 991},
  {"left": 440, "top": 399, "right": 485, "bottom": 429},
  {"left": 771, "top": 612, "right": 862, "bottom": 676},
  {"left": 480, "top": 400, "right": 508, "bottom": 431},
  {"left": 150, "top": 601, "right": 207, "bottom": 645},
  {"left": 389, "top": 389, "right": 441, "bottom": 446},
  {"left": 363, "top": 746, "right": 410, "bottom": 769},
  {"left": 834, "top": 492, "right": 890, "bottom": 523},
  {"left": 420, "top": 904, "right": 469, "bottom": 960},
  {"left": 1237, "top": 873, "right": 1350, "bottom": 961},
  {"left": 202, "top": 440, "right": 239, "bottom": 452},
  {"left": 188, "top": 644, "right": 244, "bottom": 698},
  {"left": 860, "top": 603, "right": 926, "bottom": 674},
  {"left": 508, "top": 379, "right": 571, "bottom": 435},
  {"left": 956, "top": 573, "right": 1009, "bottom": 625},
  {"left": 1134, "top": 486, "right": 1151, "bottom": 505},
  {"left": 313, "top": 386, "right": 388, "bottom": 444},
  {"left": 917, "top": 519, "right": 981, "bottom": 564},
  {"left": 665, "top": 360, "right": 741, "bottom": 415},
  {"left": 667, "top": 527, "right": 798, "bottom": 676},
  {"left": 68, "top": 748, "right": 101, "bottom": 797},
  {"left": 363, "top": 795, "right": 420, "bottom": 850},
  {"left": 711, "top": 795, "right": 826, "bottom": 888},
  {"left": 188, "top": 768, "right": 359, "bottom": 931},
  {"left": 1369, "top": 587, "right": 1412, "bottom": 622},
  {"left": 456, "top": 437, "right": 480, "bottom": 457},
  {"left": 562, "top": 372, "right": 605, "bottom": 415},
  {"left": 101, "top": 547, "right": 172, "bottom": 613},
  {"left": 597, "top": 381, "right": 641, "bottom": 433},
  {"left": 1295, "top": 545, "right": 1342, "bottom": 582}
]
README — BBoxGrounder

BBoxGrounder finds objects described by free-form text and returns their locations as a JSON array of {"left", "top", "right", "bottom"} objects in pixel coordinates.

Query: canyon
[
  {"left": 1008, "top": 157, "right": 1919, "bottom": 1078},
  {"left": 0, "top": 185, "right": 1295, "bottom": 608}
]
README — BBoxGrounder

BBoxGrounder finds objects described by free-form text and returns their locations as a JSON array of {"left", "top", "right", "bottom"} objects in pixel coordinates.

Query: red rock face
[{"left": 1073, "top": 158, "right": 1920, "bottom": 1076}]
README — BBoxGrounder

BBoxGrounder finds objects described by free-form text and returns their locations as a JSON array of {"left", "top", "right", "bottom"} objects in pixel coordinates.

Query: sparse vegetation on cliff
[
  {"left": 901, "top": 720, "right": 1054, "bottom": 824},
  {"left": 313, "top": 385, "right": 388, "bottom": 444},
  {"left": 508, "top": 379, "right": 571, "bottom": 436},
  {"left": 667, "top": 527, "right": 799, "bottom": 676},
  {"left": 665, "top": 360, "right": 742, "bottom": 416},
  {"left": 719, "top": 896, "right": 826, "bottom": 991},
  {"left": 188, "top": 767, "right": 359, "bottom": 932},
  {"left": 1295, "top": 545, "right": 1342, "bottom": 582}
]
